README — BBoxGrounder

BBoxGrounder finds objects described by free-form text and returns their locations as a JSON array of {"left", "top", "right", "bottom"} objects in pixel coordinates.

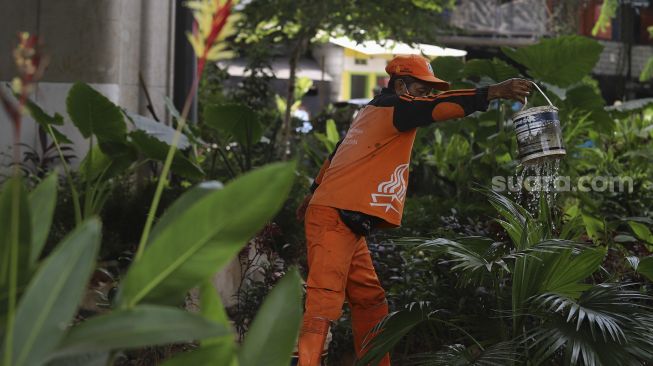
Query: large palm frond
[
  {"left": 525, "top": 283, "right": 653, "bottom": 365},
  {"left": 403, "top": 341, "right": 521, "bottom": 366},
  {"left": 356, "top": 302, "right": 481, "bottom": 366}
]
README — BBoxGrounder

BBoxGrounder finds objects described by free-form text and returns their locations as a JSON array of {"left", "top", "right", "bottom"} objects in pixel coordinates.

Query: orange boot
[
  {"left": 298, "top": 316, "right": 331, "bottom": 366},
  {"left": 351, "top": 301, "right": 391, "bottom": 366}
]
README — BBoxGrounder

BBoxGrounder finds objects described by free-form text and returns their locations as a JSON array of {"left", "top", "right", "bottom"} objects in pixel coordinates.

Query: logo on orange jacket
[{"left": 369, "top": 164, "right": 409, "bottom": 213}]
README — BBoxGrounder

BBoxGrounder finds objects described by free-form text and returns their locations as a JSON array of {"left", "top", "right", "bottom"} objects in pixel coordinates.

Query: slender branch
[
  {"left": 134, "top": 72, "right": 199, "bottom": 263},
  {"left": 47, "top": 125, "right": 82, "bottom": 224}
]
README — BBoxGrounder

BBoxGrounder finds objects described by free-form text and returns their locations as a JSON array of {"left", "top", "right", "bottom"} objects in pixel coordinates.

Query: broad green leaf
[
  {"left": 118, "top": 161, "right": 296, "bottom": 307},
  {"left": 24, "top": 98, "right": 64, "bottom": 126},
  {"left": 161, "top": 345, "right": 236, "bottom": 366},
  {"left": 169, "top": 279, "right": 239, "bottom": 365},
  {"left": 629, "top": 221, "right": 653, "bottom": 244},
  {"left": 149, "top": 181, "right": 224, "bottom": 243},
  {"left": 431, "top": 56, "right": 465, "bottom": 82},
  {"left": 0, "top": 177, "right": 32, "bottom": 291},
  {"left": 66, "top": 83, "right": 127, "bottom": 143},
  {"left": 562, "top": 84, "right": 611, "bottom": 131},
  {"left": 325, "top": 119, "right": 339, "bottom": 146},
  {"left": 502, "top": 36, "right": 603, "bottom": 87},
  {"left": 78, "top": 145, "right": 133, "bottom": 182},
  {"left": 53, "top": 305, "right": 228, "bottom": 357},
  {"left": 204, "top": 104, "right": 263, "bottom": 147},
  {"left": 6, "top": 219, "right": 100, "bottom": 366},
  {"left": 23, "top": 99, "right": 72, "bottom": 144},
  {"left": 130, "top": 130, "right": 204, "bottom": 180},
  {"left": 538, "top": 248, "right": 605, "bottom": 298},
  {"left": 639, "top": 58, "right": 653, "bottom": 82},
  {"left": 28, "top": 174, "right": 58, "bottom": 265},
  {"left": 582, "top": 214, "right": 604, "bottom": 242},
  {"left": 463, "top": 58, "right": 520, "bottom": 83},
  {"left": 635, "top": 257, "right": 653, "bottom": 282},
  {"left": 239, "top": 269, "right": 303, "bottom": 366},
  {"left": 200, "top": 279, "right": 228, "bottom": 326},
  {"left": 126, "top": 112, "right": 190, "bottom": 150},
  {"left": 46, "top": 352, "right": 108, "bottom": 366}
]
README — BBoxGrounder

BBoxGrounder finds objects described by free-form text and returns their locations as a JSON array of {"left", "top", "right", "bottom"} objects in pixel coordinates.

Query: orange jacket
[{"left": 309, "top": 87, "right": 490, "bottom": 228}]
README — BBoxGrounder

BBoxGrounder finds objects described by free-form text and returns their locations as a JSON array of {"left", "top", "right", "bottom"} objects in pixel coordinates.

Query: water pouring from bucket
[{"left": 513, "top": 82, "right": 566, "bottom": 166}]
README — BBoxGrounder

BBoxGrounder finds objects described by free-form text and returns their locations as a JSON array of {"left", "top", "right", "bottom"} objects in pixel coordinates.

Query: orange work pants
[{"left": 302, "top": 204, "right": 390, "bottom": 365}]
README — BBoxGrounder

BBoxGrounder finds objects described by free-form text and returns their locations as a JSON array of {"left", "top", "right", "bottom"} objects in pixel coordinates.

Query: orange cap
[{"left": 385, "top": 54, "right": 450, "bottom": 91}]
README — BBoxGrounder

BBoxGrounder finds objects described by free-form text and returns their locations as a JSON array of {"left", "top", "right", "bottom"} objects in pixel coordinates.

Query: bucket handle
[{"left": 521, "top": 81, "right": 554, "bottom": 110}]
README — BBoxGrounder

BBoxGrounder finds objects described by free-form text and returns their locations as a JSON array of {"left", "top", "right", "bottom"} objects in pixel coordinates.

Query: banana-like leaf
[
  {"left": 126, "top": 112, "right": 190, "bottom": 150},
  {"left": 204, "top": 104, "right": 263, "bottom": 147},
  {"left": 239, "top": 268, "right": 303, "bottom": 366},
  {"left": 149, "top": 181, "right": 224, "bottom": 243},
  {"left": 0, "top": 177, "right": 32, "bottom": 292},
  {"left": 463, "top": 58, "right": 520, "bottom": 83},
  {"left": 502, "top": 35, "right": 603, "bottom": 87},
  {"left": 431, "top": 56, "right": 465, "bottom": 82},
  {"left": 66, "top": 82, "right": 127, "bottom": 144},
  {"left": 23, "top": 98, "right": 71, "bottom": 144},
  {"left": 4, "top": 219, "right": 100, "bottom": 366},
  {"left": 118, "top": 161, "right": 295, "bottom": 307},
  {"left": 28, "top": 174, "right": 58, "bottom": 265},
  {"left": 53, "top": 305, "right": 228, "bottom": 357},
  {"left": 130, "top": 130, "right": 204, "bottom": 180},
  {"left": 627, "top": 256, "right": 653, "bottom": 282},
  {"left": 46, "top": 352, "right": 109, "bottom": 366}
]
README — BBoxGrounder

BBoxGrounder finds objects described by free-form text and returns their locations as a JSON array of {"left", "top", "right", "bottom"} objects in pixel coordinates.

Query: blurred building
[
  {"left": 438, "top": 0, "right": 653, "bottom": 103},
  {"left": 313, "top": 37, "right": 467, "bottom": 102}
]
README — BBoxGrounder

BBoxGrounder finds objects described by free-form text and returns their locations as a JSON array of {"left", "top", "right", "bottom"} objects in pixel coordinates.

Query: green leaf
[
  {"left": 78, "top": 145, "right": 133, "bottom": 183},
  {"left": 628, "top": 221, "right": 653, "bottom": 244},
  {"left": 23, "top": 99, "right": 72, "bottom": 144},
  {"left": 502, "top": 36, "right": 603, "bottom": 87},
  {"left": 46, "top": 352, "right": 109, "bottom": 366},
  {"left": 0, "top": 177, "right": 32, "bottom": 291},
  {"left": 149, "top": 181, "right": 224, "bottom": 243},
  {"left": 639, "top": 58, "right": 653, "bottom": 82},
  {"left": 118, "top": 161, "right": 296, "bottom": 306},
  {"left": 161, "top": 345, "right": 236, "bottom": 366},
  {"left": 24, "top": 98, "right": 64, "bottom": 126},
  {"left": 582, "top": 214, "right": 604, "bottom": 242},
  {"left": 204, "top": 104, "right": 263, "bottom": 147},
  {"left": 28, "top": 174, "right": 58, "bottom": 265},
  {"left": 635, "top": 257, "right": 653, "bottom": 282},
  {"left": 66, "top": 82, "right": 127, "bottom": 143},
  {"left": 325, "top": 119, "right": 339, "bottom": 146},
  {"left": 6, "top": 219, "right": 101, "bottom": 366},
  {"left": 160, "top": 279, "right": 238, "bottom": 366},
  {"left": 53, "top": 305, "right": 228, "bottom": 357},
  {"left": 463, "top": 58, "right": 520, "bottom": 83},
  {"left": 130, "top": 130, "right": 204, "bottom": 180},
  {"left": 239, "top": 269, "right": 303, "bottom": 366},
  {"left": 537, "top": 248, "right": 605, "bottom": 298},
  {"left": 431, "top": 57, "right": 465, "bottom": 82},
  {"left": 126, "top": 112, "right": 191, "bottom": 150}
]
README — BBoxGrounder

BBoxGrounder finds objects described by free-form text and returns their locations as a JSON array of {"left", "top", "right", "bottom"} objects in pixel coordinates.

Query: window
[
  {"left": 354, "top": 58, "right": 368, "bottom": 65},
  {"left": 350, "top": 74, "right": 368, "bottom": 99}
]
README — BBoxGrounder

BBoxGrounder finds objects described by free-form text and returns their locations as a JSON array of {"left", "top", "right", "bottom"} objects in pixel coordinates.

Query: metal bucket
[{"left": 512, "top": 83, "right": 566, "bottom": 165}]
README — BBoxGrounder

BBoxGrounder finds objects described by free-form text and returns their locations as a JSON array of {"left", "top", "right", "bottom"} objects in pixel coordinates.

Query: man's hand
[
  {"left": 296, "top": 193, "right": 313, "bottom": 221},
  {"left": 488, "top": 78, "right": 533, "bottom": 104}
]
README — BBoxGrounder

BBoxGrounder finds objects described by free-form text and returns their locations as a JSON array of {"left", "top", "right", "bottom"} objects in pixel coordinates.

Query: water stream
[{"left": 510, "top": 157, "right": 562, "bottom": 219}]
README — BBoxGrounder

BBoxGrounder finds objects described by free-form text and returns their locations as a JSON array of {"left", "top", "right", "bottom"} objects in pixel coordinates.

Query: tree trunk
[{"left": 278, "top": 33, "right": 308, "bottom": 160}]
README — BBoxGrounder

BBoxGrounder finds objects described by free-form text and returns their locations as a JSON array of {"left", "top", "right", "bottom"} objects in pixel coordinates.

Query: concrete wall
[{"left": 0, "top": 0, "right": 176, "bottom": 167}]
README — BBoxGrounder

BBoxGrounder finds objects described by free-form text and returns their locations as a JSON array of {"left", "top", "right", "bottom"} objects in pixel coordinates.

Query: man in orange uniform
[{"left": 296, "top": 54, "right": 532, "bottom": 365}]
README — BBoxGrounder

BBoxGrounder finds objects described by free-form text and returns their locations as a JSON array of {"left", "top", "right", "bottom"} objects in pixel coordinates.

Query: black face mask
[{"left": 338, "top": 209, "right": 381, "bottom": 237}]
